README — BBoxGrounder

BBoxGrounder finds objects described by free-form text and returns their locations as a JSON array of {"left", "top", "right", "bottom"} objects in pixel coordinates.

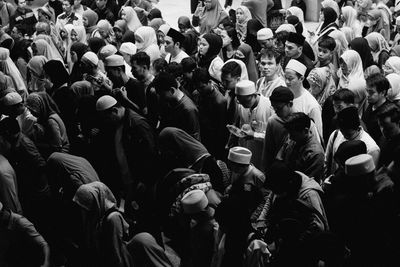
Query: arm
[
  {"left": 303, "top": 150, "right": 325, "bottom": 183},
  {"left": 47, "top": 117, "right": 65, "bottom": 153},
  {"left": 309, "top": 107, "right": 324, "bottom": 145}
]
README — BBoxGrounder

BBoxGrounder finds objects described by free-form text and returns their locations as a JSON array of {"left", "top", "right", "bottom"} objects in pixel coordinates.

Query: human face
[
  {"left": 366, "top": 85, "right": 380, "bottom": 105},
  {"left": 309, "top": 80, "right": 322, "bottom": 97},
  {"left": 221, "top": 73, "right": 239, "bottom": 91},
  {"left": 340, "top": 127, "right": 359, "bottom": 140},
  {"left": 259, "top": 56, "right": 278, "bottom": 78},
  {"left": 18, "top": 0, "right": 26, "bottom": 9},
  {"left": 236, "top": 8, "right": 245, "bottom": 23},
  {"left": 317, "top": 46, "right": 332, "bottom": 64},
  {"left": 10, "top": 27, "right": 22, "bottom": 40},
  {"left": 288, "top": 129, "right": 306, "bottom": 143},
  {"left": 285, "top": 69, "right": 302, "bottom": 90},
  {"left": 157, "top": 89, "right": 175, "bottom": 103},
  {"left": 135, "top": 35, "right": 144, "bottom": 50},
  {"left": 62, "top": 1, "right": 72, "bottom": 14},
  {"left": 198, "top": 37, "right": 210, "bottom": 56},
  {"left": 271, "top": 101, "right": 291, "bottom": 119},
  {"left": 383, "top": 62, "right": 394, "bottom": 76},
  {"left": 70, "top": 51, "right": 78, "bottom": 63},
  {"left": 219, "top": 29, "right": 232, "bottom": 48},
  {"left": 120, "top": 9, "right": 127, "bottom": 20},
  {"left": 204, "top": 0, "right": 213, "bottom": 10},
  {"left": 339, "top": 59, "right": 349, "bottom": 77},
  {"left": 259, "top": 38, "right": 275, "bottom": 49},
  {"left": 121, "top": 52, "right": 131, "bottom": 66},
  {"left": 106, "top": 67, "right": 123, "bottom": 87},
  {"left": 96, "top": 0, "right": 107, "bottom": 9},
  {"left": 285, "top": 41, "right": 301, "bottom": 58},
  {"left": 114, "top": 28, "right": 123, "bottom": 40},
  {"left": 333, "top": 100, "right": 352, "bottom": 114},
  {"left": 100, "top": 107, "right": 123, "bottom": 126},
  {"left": 379, "top": 116, "right": 400, "bottom": 139},
  {"left": 131, "top": 60, "right": 145, "bottom": 79},
  {"left": 164, "top": 36, "right": 175, "bottom": 54},
  {"left": 83, "top": 16, "right": 89, "bottom": 27},
  {"left": 157, "top": 31, "right": 165, "bottom": 45},
  {"left": 38, "top": 10, "right": 50, "bottom": 22},
  {"left": 74, "top": 0, "right": 81, "bottom": 7},
  {"left": 70, "top": 29, "right": 78, "bottom": 42},
  {"left": 236, "top": 94, "right": 255, "bottom": 108}
]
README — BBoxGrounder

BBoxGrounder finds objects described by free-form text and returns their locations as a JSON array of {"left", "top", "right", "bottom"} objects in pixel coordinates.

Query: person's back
[{"left": 0, "top": 154, "right": 22, "bottom": 214}]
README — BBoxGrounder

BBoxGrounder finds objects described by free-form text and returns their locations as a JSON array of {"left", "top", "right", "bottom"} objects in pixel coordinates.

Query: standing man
[
  {"left": 164, "top": 27, "right": 189, "bottom": 64},
  {"left": 9, "top": 0, "right": 37, "bottom": 37},
  {"left": 56, "top": 0, "right": 83, "bottom": 27}
]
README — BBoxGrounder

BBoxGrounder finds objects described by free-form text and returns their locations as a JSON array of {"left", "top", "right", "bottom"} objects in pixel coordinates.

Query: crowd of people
[{"left": 1, "top": 0, "right": 400, "bottom": 266}]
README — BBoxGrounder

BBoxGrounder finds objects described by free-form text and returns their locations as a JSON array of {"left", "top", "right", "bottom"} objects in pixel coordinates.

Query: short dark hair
[
  {"left": 166, "top": 62, "right": 183, "bottom": 79},
  {"left": 366, "top": 73, "right": 390, "bottom": 94},
  {"left": 153, "top": 72, "right": 178, "bottom": 93},
  {"left": 221, "top": 61, "right": 241, "bottom": 79},
  {"left": 225, "top": 27, "right": 241, "bottom": 49},
  {"left": 152, "top": 58, "right": 168, "bottom": 73},
  {"left": 0, "top": 117, "right": 20, "bottom": 136},
  {"left": 284, "top": 112, "right": 311, "bottom": 132},
  {"left": 259, "top": 48, "right": 281, "bottom": 64},
  {"left": 276, "top": 31, "right": 289, "bottom": 45},
  {"left": 63, "top": 0, "right": 74, "bottom": 6},
  {"left": 332, "top": 89, "right": 355, "bottom": 104},
  {"left": 377, "top": 103, "right": 400, "bottom": 123},
  {"left": 267, "top": 160, "right": 300, "bottom": 195},
  {"left": 318, "top": 36, "right": 336, "bottom": 51},
  {"left": 192, "top": 68, "right": 210, "bottom": 84},
  {"left": 131, "top": 51, "right": 150, "bottom": 68},
  {"left": 337, "top": 106, "right": 360, "bottom": 131},
  {"left": 181, "top": 57, "right": 196, "bottom": 73}
]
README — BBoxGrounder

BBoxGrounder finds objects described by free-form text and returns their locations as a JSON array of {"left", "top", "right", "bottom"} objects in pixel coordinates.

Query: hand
[
  {"left": 134, "top": 6, "right": 144, "bottom": 12},
  {"left": 112, "top": 86, "right": 128, "bottom": 101},
  {"left": 241, "top": 128, "right": 255, "bottom": 139}
]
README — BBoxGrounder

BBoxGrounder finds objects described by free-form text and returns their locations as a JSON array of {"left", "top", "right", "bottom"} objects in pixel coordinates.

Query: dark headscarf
[
  {"left": 320, "top": 7, "right": 338, "bottom": 32},
  {"left": 87, "top": 37, "right": 106, "bottom": 54},
  {"left": 121, "top": 30, "right": 136, "bottom": 43},
  {"left": 287, "top": 15, "right": 303, "bottom": 35},
  {"left": 244, "top": 19, "right": 263, "bottom": 53},
  {"left": 43, "top": 60, "right": 69, "bottom": 88},
  {"left": 349, "top": 37, "right": 374, "bottom": 70},
  {"left": 198, "top": 33, "right": 223, "bottom": 69},
  {"left": 71, "top": 42, "right": 89, "bottom": 62},
  {"left": 26, "top": 91, "right": 60, "bottom": 122},
  {"left": 148, "top": 8, "right": 162, "bottom": 20}
]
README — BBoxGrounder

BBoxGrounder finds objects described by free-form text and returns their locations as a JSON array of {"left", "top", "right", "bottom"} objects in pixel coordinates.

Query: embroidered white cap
[
  {"left": 286, "top": 59, "right": 307, "bottom": 76},
  {"left": 235, "top": 80, "right": 256, "bottom": 96},
  {"left": 345, "top": 154, "right": 375, "bottom": 176},
  {"left": 228, "top": 146, "right": 252, "bottom": 164}
]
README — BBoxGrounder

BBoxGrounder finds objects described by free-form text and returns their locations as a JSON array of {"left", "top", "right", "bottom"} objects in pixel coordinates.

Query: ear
[
  {"left": 298, "top": 46, "right": 303, "bottom": 53},
  {"left": 111, "top": 106, "right": 119, "bottom": 115}
]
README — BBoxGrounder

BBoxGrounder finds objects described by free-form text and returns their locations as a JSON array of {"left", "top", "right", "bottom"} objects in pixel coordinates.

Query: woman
[
  {"left": 307, "top": 67, "right": 337, "bottom": 106},
  {"left": 235, "top": 6, "right": 252, "bottom": 41},
  {"left": 148, "top": 8, "right": 162, "bottom": 21},
  {"left": 242, "top": 0, "right": 272, "bottom": 27},
  {"left": 83, "top": 9, "right": 99, "bottom": 40},
  {"left": 390, "top": 45, "right": 400, "bottom": 57},
  {"left": 193, "top": 0, "right": 229, "bottom": 34},
  {"left": 341, "top": 6, "right": 362, "bottom": 37},
  {"left": 70, "top": 42, "right": 89, "bottom": 84},
  {"left": 113, "top": 20, "right": 132, "bottom": 49},
  {"left": 0, "top": 48, "right": 27, "bottom": 98},
  {"left": 197, "top": 33, "right": 224, "bottom": 82},
  {"left": 27, "top": 56, "right": 48, "bottom": 92},
  {"left": 95, "top": 20, "right": 116, "bottom": 45},
  {"left": 87, "top": 37, "right": 106, "bottom": 54},
  {"left": 120, "top": 6, "right": 142, "bottom": 33},
  {"left": 34, "top": 32, "right": 65, "bottom": 62},
  {"left": 244, "top": 19, "right": 263, "bottom": 55},
  {"left": 220, "top": 27, "right": 241, "bottom": 61},
  {"left": 287, "top": 6, "right": 306, "bottom": 36},
  {"left": 366, "top": 9, "right": 389, "bottom": 42},
  {"left": 310, "top": 7, "right": 338, "bottom": 55},
  {"left": 135, "top": 26, "right": 161, "bottom": 63},
  {"left": 32, "top": 39, "right": 64, "bottom": 63},
  {"left": 70, "top": 25, "right": 87, "bottom": 44},
  {"left": 321, "top": 0, "right": 340, "bottom": 18},
  {"left": 177, "top": 16, "right": 199, "bottom": 57},
  {"left": 365, "top": 32, "right": 390, "bottom": 68},
  {"left": 236, "top": 43, "right": 258, "bottom": 83},
  {"left": 26, "top": 92, "right": 70, "bottom": 157},
  {"left": 383, "top": 56, "right": 400, "bottom": 76},
  {"left": 349, "top": 37, "right": 374, "bottom": 70},
  {"left": 386, "top": 73, "right": 400, "bottom": 107},
  {"left": 338, "top": 50, "right": 367, "bottom": 116},
  {"left": 340, "top": 26, "right": 355, "bottom": 45},
  {"left": 73, "top": 181, "right": 133, "bottom": 267}
]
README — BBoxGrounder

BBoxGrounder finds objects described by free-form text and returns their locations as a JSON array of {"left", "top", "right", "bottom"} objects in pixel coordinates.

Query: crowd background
[{"left": 2, "top": 0, "right": 400, "bottom": 266}]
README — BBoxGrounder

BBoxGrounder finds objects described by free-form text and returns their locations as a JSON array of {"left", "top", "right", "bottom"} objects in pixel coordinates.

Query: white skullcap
[
  {"left": 181, "top": 189, "right": 208, "bottom": 214},
  {"left": 159, "top": 24, "right": 171, "bottom": 35},
  {"left": 104, "top": 54, "right": 124, "bottom": 67},
  {"left": 286, "top": 59, "right": 307, "bottom": 76},
  {"left": 82, "top": 51, "right": 99, "bottom": 66},
  {"left": 99, "top": 44, "right": 117, "bottom": 59},
  {"left": 345, "top": 154, "right": 375, "bottom": 176},
  {"left": 119, "top": 42, "right": 137, "bottom": 56},
  {"left": 235, "top": 80, "right": 256, "bottom": 96},
  {"left": 275, "top": 24, "right": 296, "bottom": 34},
  {"left": 228, "top": 146, "right": 252, "bottom": 164},
  {"left": 1, "top": 92, "right": 22, "bottom": 106},
  {"left": 257, "top": 28, "right": 273, "bottom": 40},
  {"left": 96, "top": 95, "right": 117, "bottom": 111}
]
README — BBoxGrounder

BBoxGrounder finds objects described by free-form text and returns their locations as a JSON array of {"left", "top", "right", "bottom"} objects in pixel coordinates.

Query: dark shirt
[
  {"left": 362, "top": 101, "right": 390, "bottom": 143},
  {"left": 94, "top": 7, "right": 115, "bottom": 24},
  {"left": 379, "top": 133, "right": 400, "bottom": 167},
  {"left": 9, "top": 8, "right": 37, "bottom": 36},
  {"left": 125, "top": 78, "right": 146, "bottom": 112}
]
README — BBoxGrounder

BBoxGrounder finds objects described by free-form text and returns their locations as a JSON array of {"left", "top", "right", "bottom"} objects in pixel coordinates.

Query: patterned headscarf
[{"left": 307, "top": 67, "right": 337, "bottom": 106}]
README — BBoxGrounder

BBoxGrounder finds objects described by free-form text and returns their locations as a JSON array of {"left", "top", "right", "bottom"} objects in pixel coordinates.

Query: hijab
[
  {"left": 0, "top": 71, "right": 15, "bottom": 97},
  {"left": 121, "top": 30, "right": 136, "bottom": 43},
  {"left": 135, "top": 26, "right": 160, "bottom": 63},
  {"left": 236, "top": 43, "right": 258, "bottom": 83},
  {"left": 83, "top": 9, "right": 99, "bottom": 36},
  {"left": 149, "top": 18, "right": 165, "bottom": 31},
  {"left": 26, "top": 91, "right": 60, "bottom": 122},
  {"left": 391, "top": 45, "right": 400, "bottom": 57},
  {"left": 148, "top": 8, "right": 162, "bottom": 21},
  {"left": 385, "top": 56, "right": 400, "bottom": 74},
  {"left": 0, "top": 48, "right": 27, "bottom": 94},
  {"left": 159, "top": 127, "right": 210, "bottom": 168},
  {"left": 122, "top": 6, "right": 142, "bottom": 32},
  {"left": 33, "top": 39, "right": 64, "bottom": 62},
  {"left": 287, "top": 15, "right": 304, "bottom": 36},
  {"left": 197, "top": 0, "right": 228, "bottom": 34},
  {"left": 244, "top": 19, "right": 263, "bottom": 53},
  {"left": 87, "top": 37, "right": 106, "bottom": 54},
  {"left": 386, "top": 73, "right": 400, "bottom": 101},
  {"left": 340, "top": 27, "right": 355, "bottom": 45},
  {"left": 34, "top": 34, "right": 65, "bottom": 62},
  {"left": 113, "top": 19, "right": 127, "bottom": 35},
  {"left": 341, "top": 6, "right": 361, "bottom": 36},
  {"left": 288, "top": 6, "right": 305, "bottom": 25},
  {"left": 236, "top": 6, "right": 252, "bottom": 41},
  {"left": 223, "top": 59, "right": 249, "bottom": 80},
  {"left": 27, "top": 56, "right": 48, "bottom": 92},
  {"left": 43, "top": 60, "right": 69, "bottom": 89},
  {"left": 350, "top": 37, "right": 374, "bottom": 70},
  {"left": 198, "top": 33, "right": 222, "bottom": 69},
  {"left": 71, "top": 42, "right": 89, "bottom": 61},
  {"left": 242, "top": 0, "right": 268, "bottom": 27},
  {"left": 307, "top": 67, "right": 337, "bottom": 106},
  {"left": 321, "top": 0, "right": 340, "bottom": 18},
  {"left": 71, "top": 25, "right": 87, "bottom": 44},
  {"left": 365, "top": 32, "right": 390, "bottom": 62},
  {"left": 320, "top": 7, "right": 338, "bottom": 33}
]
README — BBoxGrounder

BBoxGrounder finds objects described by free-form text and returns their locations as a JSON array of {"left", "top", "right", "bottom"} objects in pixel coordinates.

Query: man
[
  {"left": 93, "top": 0, "right": 115, "bottom": 24},
  {"left": 285, "top": 59, "right": 323, "bottom": 141},
  {"left": 96, "top": 95, "right": 157, "bottom": 209},
  {"left": 257, "top": 28, "right": 274, "bottom": 49},
  {"left": 362, "top": 73, "right": 391, "bottom": 143},
  {"left": 104, "top": 54, "right": 146, "bottom": 114},
  {"left": 9, "top": 0, "right": 37, "bottom": 37},
  {"left": 282, "top": 32, "right": 313, "bottom": 88},
  {"left": 377, "top": 103, "right": 400, "bottom": 167},
  {"left": 277, "top": 112, "right": 325, "bottom": 182},
  {"left": 192, "top": 67, "right": 227, "bottom": 160},
  {"left": 0, "top": 201, "right": 50, "bottom": 267},
  {"left": 229, "top": 80, "right": 272, "bottom": 170},
  {"left": 256, "top": 48, "right": 286, "bottom": 98},
  {"left": 153, "top": 71, "right": 201, "bottom": 140},
  {"left": 56, "top": 0, "right": 83, "bottom": 27},
  {"left": 324, "top": 106, "right": 380, "bottom": 179},
  {"left": 82, "top": 51, "right": 113, "bottom": 93},
  {"left": 164, "top": 27, "right": 189, "bottom": 64}
]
